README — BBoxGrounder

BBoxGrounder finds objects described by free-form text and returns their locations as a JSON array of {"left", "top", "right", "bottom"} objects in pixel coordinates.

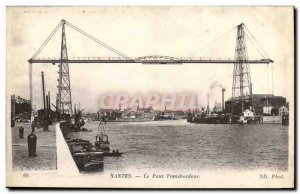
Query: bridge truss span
[{"left": 28, "top": 56, "right": 273, "bottom": 65}]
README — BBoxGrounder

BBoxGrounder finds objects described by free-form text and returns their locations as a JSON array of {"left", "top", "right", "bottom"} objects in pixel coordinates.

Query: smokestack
[
  {"left": 222, "top": 88, "right": 225, "bottom": 112},
  {"left": 46, "top": 95, "right": 49, "bottom": 118},
  {"left": 48, "top": 91, "right": 51, "bottom": 111},
  {"left": 207, "top": 93, "right": 210, "bottom": 115},
  {"left": 41, "top": 71, "right": 46, "bottom": 110},
  {"left": 11, "top": 95, "right": 15, "bottom": 120},
  {"left": 56, "top": 93, "right": 59, "bottom": 113}
]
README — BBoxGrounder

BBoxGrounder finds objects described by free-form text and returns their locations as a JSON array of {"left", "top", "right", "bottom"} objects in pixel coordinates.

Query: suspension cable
[
  {"left": 31, "top": 21, "right": 62, "bottom": 60},
  {"left": 65, "top": 21, "right": 133, "bottom": 60},
  {"left": 244, "top": 32, "right": 266, "bottom": 58},
  {"left": 244, "top": 24, "right": 270, "bottom": 58},
  {"left": 188, "top": 26, "right": 237, "bottom": 57}
]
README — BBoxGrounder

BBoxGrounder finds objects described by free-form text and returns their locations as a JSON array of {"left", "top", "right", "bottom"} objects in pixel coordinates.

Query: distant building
[
  {"left": 225, "top": 94, "right": 286, "bottom": 116},
  {"left": 123, "top": 110, "right": 140, "bottom": 119},
  {"left": 11, "top": 95, "right": 31, "bottom": 118},
  {"left": 98, "top": 109, "right": 122, "bottom": 120},
  {"left": 15, "top": 96, "right": 31, "bottom": 104},
  {"left": 243, "top": 109, "right": 254, "bottom": 117},
  {"left": 137, "top": 107, "right": 154, "bottom": 113},
  {"left": 263, "top": 105, "right": 274, "bottom": 115},
  {"left": 97, "top": 108, "right": 114, "bottom": 118},
  {"left": 212, "top": 102, "right": 223, "bottom": 115},
  {"left": 279, "top": 106, "right": 289, "bottom": 116}
]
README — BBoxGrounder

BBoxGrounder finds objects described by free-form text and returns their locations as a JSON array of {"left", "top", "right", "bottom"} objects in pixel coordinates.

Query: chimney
[
  {"left": 48, "top": 91, "right": 51, "bottom": 111},
  {"left": 41, "top": 71, "right": 46, "bottom": 110},
  {"left": 222, "top": 88, "right": 225, "bottom": 112},
  {"left": 207, "top": 93, "right": 210, "bottom": 115},
  {"left": 46, "top": 95, "right": 49, "bottom": 118}
]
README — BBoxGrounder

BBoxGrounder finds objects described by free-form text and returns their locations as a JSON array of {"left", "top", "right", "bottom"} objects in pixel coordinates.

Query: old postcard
[{"left": 6, "top": 6, "right": 294, "bottom": 188}]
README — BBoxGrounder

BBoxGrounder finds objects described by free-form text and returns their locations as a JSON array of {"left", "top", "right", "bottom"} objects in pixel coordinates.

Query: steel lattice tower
[
  {"left": 57, "top": 20, "right": 72, "bottom": 115},
  {"left": 231, "top": 23, "right": 253, "bottom": 115}
]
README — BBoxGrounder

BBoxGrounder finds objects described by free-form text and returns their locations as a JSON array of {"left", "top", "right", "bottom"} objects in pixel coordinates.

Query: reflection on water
[{"left": 66, "top": 120, "right": 289, "bottom": 173}]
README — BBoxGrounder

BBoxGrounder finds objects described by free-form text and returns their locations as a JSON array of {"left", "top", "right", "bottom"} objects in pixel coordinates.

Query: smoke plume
[{"left": 209, "top": 81, "right": 225, "bottom": 90}]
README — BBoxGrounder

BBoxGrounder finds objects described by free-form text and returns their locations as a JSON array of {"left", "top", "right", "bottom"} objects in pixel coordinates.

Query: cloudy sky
[{"left": 7, "top": 6, "right": 294, "bottom": 112}]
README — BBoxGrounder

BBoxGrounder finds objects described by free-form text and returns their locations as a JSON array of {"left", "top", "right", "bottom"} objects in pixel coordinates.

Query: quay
[
  {"left": 55, "top": 122, "right": 78, "bottom": 173},
  {"left": 11, "top": 122, "right": 57, "bottom": 171},
  {"left": 11, "top": 122, "right": 78, "bottom": 172}
]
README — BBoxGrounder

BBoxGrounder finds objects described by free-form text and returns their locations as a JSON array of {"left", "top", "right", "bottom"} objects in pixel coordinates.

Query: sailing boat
[{"left": 95, "top": 120, "right": 110, "bottom": 151}]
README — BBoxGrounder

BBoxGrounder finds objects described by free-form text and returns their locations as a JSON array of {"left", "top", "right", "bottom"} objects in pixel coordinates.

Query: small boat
[
  {"left": 103, "top": 150, "right": 123, "bottom": 157},
  {"left": 83, "top": 152, "right": 104, "bottom": 171},
  {"left": 94, "top": 119, "right": 122, "bottom": 157},
  {"left": 81, "top": 127, "right": 92, "bottom": 132},
  {"left": 95, "top": 120, "right": 110, "bottom": 151},
  {"left": 282, "top": 115, "right": 289, "bottom": 126}
]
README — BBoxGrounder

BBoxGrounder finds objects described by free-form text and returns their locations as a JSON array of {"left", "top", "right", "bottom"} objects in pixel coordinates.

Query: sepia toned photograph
[{"left": 6, "top": 6, "right": 294, "bottom": 188}]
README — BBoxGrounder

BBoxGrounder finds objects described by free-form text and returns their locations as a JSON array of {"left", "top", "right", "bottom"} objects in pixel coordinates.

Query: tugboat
[
  {"left": 282, "top": 114, "right": 289, "bottom": 126},
  {"left": 95, "top": 120, "right": 110, "bottom": 151},
  {"left": 67, "top": 139, "right": 104, "bottom": 172},
  {"left": 95, "top": 120, "right": 122, "bottom": 157}
]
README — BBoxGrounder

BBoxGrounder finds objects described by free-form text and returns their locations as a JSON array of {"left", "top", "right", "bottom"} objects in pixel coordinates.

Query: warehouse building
[{"left": 225, "top": 94, "right": 287, "bottom": 116}]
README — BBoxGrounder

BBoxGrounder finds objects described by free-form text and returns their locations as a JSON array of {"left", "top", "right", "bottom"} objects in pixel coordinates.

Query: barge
[{"left": 67, "top": 139, "right": 104, "bottom": 172}]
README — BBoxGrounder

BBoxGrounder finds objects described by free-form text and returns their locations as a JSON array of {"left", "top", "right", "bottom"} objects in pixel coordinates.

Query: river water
[{"left": 66, "top": 120, "right": 289, "bottom": 173}]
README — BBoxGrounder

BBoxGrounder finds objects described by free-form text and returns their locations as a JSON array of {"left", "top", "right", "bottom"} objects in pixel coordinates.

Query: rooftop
[{"left": 226, "top": 94, "right": 285, "bottom": 101}]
